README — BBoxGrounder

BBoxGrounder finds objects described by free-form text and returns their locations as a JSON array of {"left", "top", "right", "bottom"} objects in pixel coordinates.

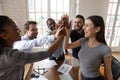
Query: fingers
[
  {"left": 55, "top": 14, "right": 71, "bottom": 37},
  {"left": 69, "top": 20, "right": 72, "bottom": 30},
  {"left": 62, "top": 14, "right": 69, "bottom": 20}
]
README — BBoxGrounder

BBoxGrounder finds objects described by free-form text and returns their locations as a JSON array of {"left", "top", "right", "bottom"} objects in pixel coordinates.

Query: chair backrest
[
  {"left": 111, "top": 56, "right": 120, "bottom": 80},
  {"left": 100, "top": 56, "right": 120, "bottom": 80}
]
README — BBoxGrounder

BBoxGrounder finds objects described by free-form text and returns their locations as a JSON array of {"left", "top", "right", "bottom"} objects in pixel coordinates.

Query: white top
[{"left": 13, "top": 34, "right": 55, "bottom": 53}]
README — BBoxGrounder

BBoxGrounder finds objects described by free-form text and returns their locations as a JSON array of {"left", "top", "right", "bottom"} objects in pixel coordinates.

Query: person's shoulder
[
  {"left": 79, "top": 38, "right": 87, "bottom": 43},
  {"left": 100, "top": 43, "right": 110, "bottom": 49},
  {"left": 21, "top": 35, "right": 29, "bottom": 40},
  {"left": 70, "top": 30, "right": 77, "bottom": 36},
  {"left": 71, "top": 30, "right": 77, "bottom": 33},
  {"left": 1, "top": 47, "right": 19, "bottom": 54},
  {"left": 99, "top": 43, "right": 111, "bottom": 55},
  {"left": 80, "top": 37, "right": 87, "bottom": 41}
]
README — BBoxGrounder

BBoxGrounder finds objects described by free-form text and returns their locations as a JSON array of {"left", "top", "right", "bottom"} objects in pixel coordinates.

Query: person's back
[
  {"left": 0, "top": 46, "right": 50, "bottom": 80},
  {"left": 0, "top": 47, "right": 37, "bottom": 80}
]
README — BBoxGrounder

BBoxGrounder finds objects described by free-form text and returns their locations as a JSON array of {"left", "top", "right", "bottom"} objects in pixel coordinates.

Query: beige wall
[
  {"left": 0, "top": 0, "right": 109, "bottom": 35},
  {"left": 0, "top": 0, "right": 3, "bottom": 15},
  {"left": 78, "top": 0, "right": 109, "bottom": 21},
  {"left": 0, "top": 0, "right": 28, "bottom": 35}
]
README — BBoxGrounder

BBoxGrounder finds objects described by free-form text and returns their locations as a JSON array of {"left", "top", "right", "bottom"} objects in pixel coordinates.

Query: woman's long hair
[{"left": 87, "top": 15, "right": 107, "bottom": 45}]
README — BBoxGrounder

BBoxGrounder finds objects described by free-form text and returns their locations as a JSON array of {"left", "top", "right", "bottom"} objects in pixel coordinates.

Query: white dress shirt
[{"left": 13, "top": 34, "right": 55, "bottom": 53}]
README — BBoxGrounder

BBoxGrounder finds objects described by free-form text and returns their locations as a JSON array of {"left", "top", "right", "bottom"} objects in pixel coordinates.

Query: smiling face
[
  {"left": 6, "top": 23, "right": 21, "bottom": 45},
  {"left": 83, "top": 19, "right": 100, "bottom": 38},
  {"left": 47, "top": 19, "right": 56, "bottom": 31},
  {"left": 74, "top": 18, "right": 84, "bottom": 31},
  {"left": 25, "top": 24, "right": 38, "bottom": 39}
]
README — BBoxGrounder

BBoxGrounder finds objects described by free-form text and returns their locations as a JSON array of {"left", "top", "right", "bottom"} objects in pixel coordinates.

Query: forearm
[
  {"left": 48, "top": 35, "right": 64, "bottom": 55},
  {"left": 105, "top": 70, "right": 113, "bottom": 80},
  {"left": 35, "top": 35, "right": 55, "bottom": 45},
  {"left": 104, "top": 55, "right": 113, "bottom": 80},
  {"left": 63, "top": 36, "right": 69, "bottom": 49}
]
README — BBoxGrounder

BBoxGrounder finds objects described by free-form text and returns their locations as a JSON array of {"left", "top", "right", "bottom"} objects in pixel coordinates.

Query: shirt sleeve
[
  {"left": 13, "top": 35, "right": 55, "bottom": 50},
  {"left": 79, "top": 38, "right": 87, "bottom": 47},
  {"left": 103, "top": 46, "right": 111, "bottom": 57},
  {"left": 8, "top": 49, "right": 50, "bottom": 65},
  {"left": 34, "top": 35, "right": 55, "bottom": 46}
]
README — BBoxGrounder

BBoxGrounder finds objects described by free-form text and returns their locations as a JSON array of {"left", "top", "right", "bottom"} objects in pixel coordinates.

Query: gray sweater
[{"left": 0, "top": 47, "right": 50, "bottom": 80}]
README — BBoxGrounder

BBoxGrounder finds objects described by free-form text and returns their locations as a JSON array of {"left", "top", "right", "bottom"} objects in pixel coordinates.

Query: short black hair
[
  {"left": 24, "top": 21, "right": 37, "bottom": 30},
  {"left": 0, "top": 15, "right": 14, "bottom": 31},
  {"left": 76, "top": 15, "right": 85, "bottom": 22},
  {"left": 46, "top": 18, "right": 55, "bottom": 24}
]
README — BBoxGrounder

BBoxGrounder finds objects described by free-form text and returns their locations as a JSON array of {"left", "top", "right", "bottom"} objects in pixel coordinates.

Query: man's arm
[{"left": 13, "top": 35, "right": 55, "bottom": 50}]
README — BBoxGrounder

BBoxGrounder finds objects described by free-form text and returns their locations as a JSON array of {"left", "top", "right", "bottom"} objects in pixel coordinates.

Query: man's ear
[
  {"left": 24, "top": 29, "right": 28, "bottom": 34},
  {"left": 0, "top": 32, "right": 8, "bottom": 40}
]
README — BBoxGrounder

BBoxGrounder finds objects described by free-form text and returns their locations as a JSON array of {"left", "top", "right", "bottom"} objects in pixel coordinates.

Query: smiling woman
[
  {"left": 64, "top": 15, "right": 113, "bottom": 80},
  {"left": 0, "top": 15, "right": 65, "bottom": 80}
]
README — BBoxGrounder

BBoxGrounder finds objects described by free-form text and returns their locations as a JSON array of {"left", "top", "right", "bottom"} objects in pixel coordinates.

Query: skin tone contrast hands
[
  {"left": 63, "top": 14, "right": 81, "bottom": 50},
  {"left": 48, "top": 14, "right": 71, "bottom": 55},
  {"left": 48, "top": 18, "right": 66, "bottom": 55}
]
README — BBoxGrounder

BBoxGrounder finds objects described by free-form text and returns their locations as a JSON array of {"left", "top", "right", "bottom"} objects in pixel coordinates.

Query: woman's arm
[
  {"left": 63, "top": 27, "right": 80, "bottom": 49},
  {"left": 104, "top": 55, "right": 113, "bottom": 80}
]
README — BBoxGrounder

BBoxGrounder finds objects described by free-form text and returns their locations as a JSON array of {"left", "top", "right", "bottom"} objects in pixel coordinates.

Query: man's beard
[{"left": 75, "top": 26, "right": 82, "bottom": 31}]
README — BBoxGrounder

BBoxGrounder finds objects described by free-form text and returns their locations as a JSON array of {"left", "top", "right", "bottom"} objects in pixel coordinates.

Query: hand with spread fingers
[{"left": 61, "top": 14, "right": 70, "bottom": 29}]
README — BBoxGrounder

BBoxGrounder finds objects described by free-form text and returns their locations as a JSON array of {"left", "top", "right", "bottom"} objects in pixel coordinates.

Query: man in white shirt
[{"left": 13, "top": 21, "right": 56, "bottom": 53}]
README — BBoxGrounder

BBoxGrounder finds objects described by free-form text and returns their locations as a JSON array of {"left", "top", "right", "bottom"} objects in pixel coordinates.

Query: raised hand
[
  {"left": 61, "top": 14, "right": 70, "bottom": 29},
  {"left": 54, "top": 25, "right": 65, "bottom": 38}
]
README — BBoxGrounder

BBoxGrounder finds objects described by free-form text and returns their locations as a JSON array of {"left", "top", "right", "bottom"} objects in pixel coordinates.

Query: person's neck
[
  {"left": 25, "top": 34, "right": 33, "bottom": 40},
  {"left": 27, "top": 35, "right": 33, "bottom": 40},
  {"left": 77, "top": 29, "right": 83, "bottom": 34},
  {"left": 88, "top": 37, "right": 100, "bottom": 48}
]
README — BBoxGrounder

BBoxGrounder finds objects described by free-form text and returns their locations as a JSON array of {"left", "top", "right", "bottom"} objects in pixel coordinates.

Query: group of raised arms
[{"left": 0, "top": 14, "right": 113, "bottom": 80}]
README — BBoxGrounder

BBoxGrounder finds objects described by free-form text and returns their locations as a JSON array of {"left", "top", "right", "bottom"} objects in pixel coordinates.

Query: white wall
[
  {"left": 1, "top": 0, "right": 28, "bottom": 35},
  {"left": 0, "top": 0, "right": 3, "bottom": 15},
  {"left": 79, "top": 0, "right": 109, "bottom": 21}
]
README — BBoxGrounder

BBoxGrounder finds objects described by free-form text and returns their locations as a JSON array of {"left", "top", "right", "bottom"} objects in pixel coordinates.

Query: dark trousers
[{"left": 81, "top": 74, "right": 105, "bottom": 80}]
